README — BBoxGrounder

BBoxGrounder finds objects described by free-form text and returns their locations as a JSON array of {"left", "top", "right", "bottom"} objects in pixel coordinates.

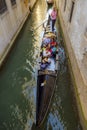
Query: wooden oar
[{"left": 33, "top": 19, "right": 48, "bottom": 31}]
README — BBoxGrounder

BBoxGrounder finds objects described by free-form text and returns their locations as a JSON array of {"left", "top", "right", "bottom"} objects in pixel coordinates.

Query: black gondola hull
[{"left": 36, "top": 70, "right": 58, "bottom": 126}]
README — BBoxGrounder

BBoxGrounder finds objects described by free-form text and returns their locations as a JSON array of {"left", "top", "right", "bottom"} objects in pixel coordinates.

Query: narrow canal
[{"left": 0, "top": 0, "right": 82, "bottom": 130}]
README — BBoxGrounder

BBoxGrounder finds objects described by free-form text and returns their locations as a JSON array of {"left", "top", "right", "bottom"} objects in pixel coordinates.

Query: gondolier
[{"left": 50, "top": 6, "right": 57, "bottom": 31}]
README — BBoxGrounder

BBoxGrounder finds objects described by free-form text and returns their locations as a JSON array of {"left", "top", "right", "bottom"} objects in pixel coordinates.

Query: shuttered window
[
  {"left": 69, "top": 1, "right": 75, "bottom": 22},
  {"left": 64, "top": 0, "right": 67, "bottom": 11},
  {"left": 0, "top": 0, "right": 7, "bottom": 14},
  {"left": 10, "top": 0, "right": 16, "bottom": 6}
]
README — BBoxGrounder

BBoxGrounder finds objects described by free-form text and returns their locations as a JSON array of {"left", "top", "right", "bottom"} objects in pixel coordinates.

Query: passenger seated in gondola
[
  {"left": 40, "top": 43, "right": 47, "bottom": 56},
  {"left": 49, "top": 38, "right": 58, "bottom": 57},
  {"left": 42, "top": 57, "right": 51, "bottom": 64},
  {"left": 40, "top": 57, "right": 51, "bottom": 69},
  {"left": 51, "top": 46, "right": 57, "bottom": 57},
  {"left": 42, "top": 36, "right": 52, "bottom": 46},
  {"left": 43, "top": 43, "right": 52, "bottom": 57},
  {"left": 50, "top": 39, "right": 57, "bottom": 47}
]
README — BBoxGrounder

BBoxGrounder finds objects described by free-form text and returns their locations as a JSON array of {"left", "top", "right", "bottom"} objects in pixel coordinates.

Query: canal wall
[
  {"left": 55, "top": 0, "right": 87, "bottom": 129},
  {"left": 0, "top": 0, "right": 37, "bottom": 67}
]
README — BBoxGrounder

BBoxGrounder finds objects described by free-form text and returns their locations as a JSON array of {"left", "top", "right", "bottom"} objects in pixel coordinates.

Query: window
[
  {"left": 64, "top": 0, "right": 67, "bottom": 11},
  {"left": 69, "top": 1, "right": 75, "bottom": 22},
  {"left": 10, "top": 0, "right": 16, "bottom": 6},
  {"left": 0, "top": 0, "right": 7, "bottom": 14}
]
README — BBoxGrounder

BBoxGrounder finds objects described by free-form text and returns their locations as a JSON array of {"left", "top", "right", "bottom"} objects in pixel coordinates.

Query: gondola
[{"left": 36, "top": 15, "right": 59, "bottom": 127}]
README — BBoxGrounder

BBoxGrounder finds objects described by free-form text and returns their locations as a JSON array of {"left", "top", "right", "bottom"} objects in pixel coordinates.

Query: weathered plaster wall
[
  {"left": 0, "top": 0, "right": 37, "bottom": 66},
  {"left": 55, "top": 0, "right": 87, "bottom": 129}
]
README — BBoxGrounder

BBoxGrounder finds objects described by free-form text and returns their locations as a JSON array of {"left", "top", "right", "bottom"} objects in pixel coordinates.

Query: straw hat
[{"left": 44, "top": 32, "right": 56, "bottom": 38}]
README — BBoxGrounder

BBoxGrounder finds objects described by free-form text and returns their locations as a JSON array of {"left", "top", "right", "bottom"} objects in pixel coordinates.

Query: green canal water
[{"left": 0, "top": 0, "right": 82, "bottom": 130}]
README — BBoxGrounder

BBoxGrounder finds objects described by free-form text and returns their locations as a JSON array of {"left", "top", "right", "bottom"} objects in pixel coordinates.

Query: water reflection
[{"left": 22, "top": 79, "right": 36, "bottom": 130}]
